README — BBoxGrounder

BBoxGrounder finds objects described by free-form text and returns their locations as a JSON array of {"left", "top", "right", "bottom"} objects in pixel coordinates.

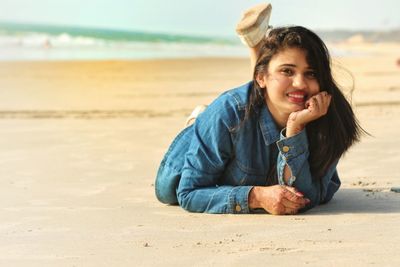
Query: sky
[{"left": 0, "top": 0, "right": 399, "bottom": 37}]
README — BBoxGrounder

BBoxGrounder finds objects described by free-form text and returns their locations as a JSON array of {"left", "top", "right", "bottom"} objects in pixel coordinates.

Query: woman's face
[{"left": 257, "top": 47, "right": 320, "bottom": 125}]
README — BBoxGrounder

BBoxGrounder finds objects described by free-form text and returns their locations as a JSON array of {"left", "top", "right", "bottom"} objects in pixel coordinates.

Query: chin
[{"left": 289, "top": 103, "right": 305, "bottom": 112}]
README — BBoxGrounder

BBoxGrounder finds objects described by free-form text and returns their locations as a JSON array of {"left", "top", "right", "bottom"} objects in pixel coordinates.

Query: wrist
[
  {"left": 249, "top": 187, "right": 261, "bottom": 209},
  {"left": 286, "top": 123, "right": 305, "bottom": 137}
]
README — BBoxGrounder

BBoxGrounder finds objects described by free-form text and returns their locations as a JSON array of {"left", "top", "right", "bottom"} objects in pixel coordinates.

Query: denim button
[
  {"left": 235, "top": 204, "right": 242, "bottom": 212},
  {"left": 282, "top": 146, "right": 290, "bottom": 153}
]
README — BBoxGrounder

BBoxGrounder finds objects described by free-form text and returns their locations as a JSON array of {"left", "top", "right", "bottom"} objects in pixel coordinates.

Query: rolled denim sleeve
[
  {"left": 276, "top": 129, "right": 340, "bottom": 209},
  {"left": 177, "top": 96, "right": 253, "bottom": 214}
]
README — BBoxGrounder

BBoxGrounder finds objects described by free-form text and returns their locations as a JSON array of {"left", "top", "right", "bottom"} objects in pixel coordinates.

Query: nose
[{"left": 292, "top": 74, "right": 307, "bottom": 89}]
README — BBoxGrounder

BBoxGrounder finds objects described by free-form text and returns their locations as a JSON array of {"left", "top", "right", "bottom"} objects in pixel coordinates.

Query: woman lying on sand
[{"left": 155, "top": 3, "right": 364, "bottom": 214}]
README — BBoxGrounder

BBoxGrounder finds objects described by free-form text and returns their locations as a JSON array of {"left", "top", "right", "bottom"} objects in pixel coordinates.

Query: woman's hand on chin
[{"left": 286, "top": 91, "right": 331, "bottom": 137}]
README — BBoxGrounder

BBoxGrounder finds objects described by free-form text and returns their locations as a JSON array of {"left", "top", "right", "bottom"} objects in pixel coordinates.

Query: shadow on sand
[{"left": 309, "top": 188, "right": 400, "bottom": 215}]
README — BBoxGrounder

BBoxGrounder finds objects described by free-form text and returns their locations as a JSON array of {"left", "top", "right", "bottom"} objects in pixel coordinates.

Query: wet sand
[{"left": 0, "top": 42, "right": 399, "bottom": 266}]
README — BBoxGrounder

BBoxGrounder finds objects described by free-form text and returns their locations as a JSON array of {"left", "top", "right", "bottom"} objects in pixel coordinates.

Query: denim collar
[{"left": 258, "top": 104, "right": 280, "bottom": 146}]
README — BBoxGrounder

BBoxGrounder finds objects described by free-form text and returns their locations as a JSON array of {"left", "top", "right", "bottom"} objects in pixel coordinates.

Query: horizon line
[{"left": 1, "top": 20, "right": 399, "bottom": 38}]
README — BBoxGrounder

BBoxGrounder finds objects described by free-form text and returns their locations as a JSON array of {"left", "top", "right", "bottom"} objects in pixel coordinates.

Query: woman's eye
[
  {"left": 305, "top": 71, "right": 317, "bottom": 79},
  {"left": 281, "top": 68, "right": 293, "bottom": 76}
]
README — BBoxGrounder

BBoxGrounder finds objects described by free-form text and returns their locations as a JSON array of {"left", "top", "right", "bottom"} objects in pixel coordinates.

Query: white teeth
[{"left": 287, "top": 94, "right": 304, "bottom": 99}]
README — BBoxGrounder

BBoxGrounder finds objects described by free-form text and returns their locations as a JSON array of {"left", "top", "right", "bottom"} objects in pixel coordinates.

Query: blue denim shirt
[{"left": 155, "top": 81, "right": 340, "bottom": 214}]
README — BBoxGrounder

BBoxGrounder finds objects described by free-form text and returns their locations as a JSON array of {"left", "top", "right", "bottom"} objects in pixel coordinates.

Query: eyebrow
[
  {"left": 278, "top": 64, "right": 314, "bottom": 70},
  {"left": 279, "top": 64, "right": 296, "bottom": 67}
]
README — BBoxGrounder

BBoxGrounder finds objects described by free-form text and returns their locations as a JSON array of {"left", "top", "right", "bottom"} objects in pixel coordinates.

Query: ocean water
[
  {"left": 0, "top": 22, "right": 247, "bottom": 61},
  {"left": 0, "top": 22, "right": 373, "bottom": 61}
]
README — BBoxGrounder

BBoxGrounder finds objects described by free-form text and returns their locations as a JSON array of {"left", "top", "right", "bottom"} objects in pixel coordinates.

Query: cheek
[
  {"left": 310, "top": 81, "right": 320, "bottom": 94},
  {"left": 267, "top": 74, "right": 292, "bottom": 87}
]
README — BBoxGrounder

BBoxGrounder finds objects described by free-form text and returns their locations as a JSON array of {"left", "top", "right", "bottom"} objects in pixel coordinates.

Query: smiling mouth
[{"left": 286, "top": 92, "right": 308, "bottom": 103}]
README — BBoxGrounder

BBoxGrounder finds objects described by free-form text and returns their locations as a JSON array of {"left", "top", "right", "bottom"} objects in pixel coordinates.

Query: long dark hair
[{"left": 246, "top": 26, "right": 365, "bottom": 179}]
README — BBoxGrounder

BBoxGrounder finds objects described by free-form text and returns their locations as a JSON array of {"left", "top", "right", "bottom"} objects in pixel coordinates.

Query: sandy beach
[{"left": 0, "top": 42, "right": 400, "bottom": 266}]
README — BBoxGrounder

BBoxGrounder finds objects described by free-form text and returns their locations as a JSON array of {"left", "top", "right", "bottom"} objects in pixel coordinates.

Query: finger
[
  {"left": 321, "top": 91, "right": 330, "bottom": 108},
  {"left": 282, "top": 196, "right": 307, "bottom": 210},
  {"left": 326, "top": 94, "right": 332, "bottom": 111},
  {"left": 317, "top": 96, "right": 327, "bottom": 115},
  {"left": 285, "top": 187, "right": 311, "bottom": 205},
  {"left": 281, "top": 198, "right": 304, "bottom": 210},
  {"left": 306, "top": 97, "right": 315, "bottom": 110},
  {"left": 308, "top": 97, "right": 320, "bottom": 114},
  {"left": 314, "top": 92, "right": 332, "bottom": 115},
  {"left": 305, "top": 98, "right": 311, "bottom": 108},
  {"left": 321, "top": 91, "right": 332, "bottom": 112},
  {"left": 285, "top": 186, "right": 305, "bottom": 197},
  {"left": 282, "top": 189, "right": 308, "bottom": 205},
  {"left": 315, "top": 94, "right": 324, "bottom": 109},
  {"left": 284, "top": 205, "right": 299, "bottom": 215},
  {"left": 319, "top": 91, "right": 328, "bottom": 106},
  {"left": 270, "top": 204, "right": 286, "bottom": 215}
]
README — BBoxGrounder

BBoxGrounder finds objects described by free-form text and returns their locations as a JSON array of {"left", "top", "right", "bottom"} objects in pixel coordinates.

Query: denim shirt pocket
[{"left": 223, "top": 158, "right": 266, "bottom": 186}]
